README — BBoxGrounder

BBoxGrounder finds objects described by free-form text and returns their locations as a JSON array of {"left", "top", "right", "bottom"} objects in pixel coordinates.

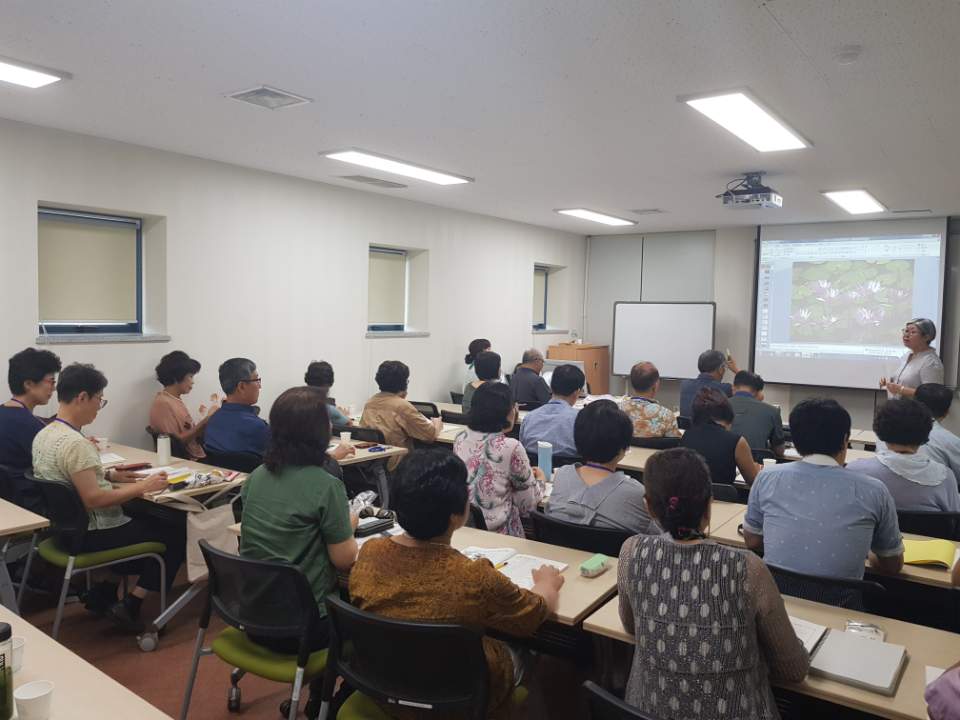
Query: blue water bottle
[{"left": 537, "top": 441, "right": 553, "bottom": 481}]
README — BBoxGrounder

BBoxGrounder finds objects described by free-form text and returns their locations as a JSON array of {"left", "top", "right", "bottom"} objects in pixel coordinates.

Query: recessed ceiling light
[
  {"left": 228, "top": 85, "right": 312, "bottom": 110},
  {"left": 323, "top": 149, "right": 472, "bottom": 185},
  {"left": 0, "top": 55, "right": 68, "bottom": 88},
  {"left": 822, "top": 190, "right": 886, "bottom": 215},
  {"left": 556, "top": 209, "right": 636, "bottom": 226},
  {"left": 682, "top": 91, "right": 808, "bottom": 152}
]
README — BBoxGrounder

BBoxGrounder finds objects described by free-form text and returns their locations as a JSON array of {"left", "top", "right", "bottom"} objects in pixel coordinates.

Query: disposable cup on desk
[
  {"left": 340, "top": 431, "right": 352, "bottom": 444},
  {"left": 763, "top": 458, "right": 777, "bottom": 468},
  {"left": 14, "top": 680, "right": 53, "bottom": 720}
]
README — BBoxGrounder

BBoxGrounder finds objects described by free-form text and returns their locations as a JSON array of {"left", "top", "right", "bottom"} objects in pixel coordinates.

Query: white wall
[{"left": 0, "top": 118, "right": 586, "bottom": 447}]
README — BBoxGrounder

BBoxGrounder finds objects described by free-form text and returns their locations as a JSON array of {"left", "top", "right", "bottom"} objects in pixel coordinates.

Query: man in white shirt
[{"left": 915, "top": 383, "right": 960, "bottom": 489}]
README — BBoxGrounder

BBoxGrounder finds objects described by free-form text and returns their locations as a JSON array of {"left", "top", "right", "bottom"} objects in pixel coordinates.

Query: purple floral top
[{"left": 453, "top": 429, "right": 544, "bottom": 537}]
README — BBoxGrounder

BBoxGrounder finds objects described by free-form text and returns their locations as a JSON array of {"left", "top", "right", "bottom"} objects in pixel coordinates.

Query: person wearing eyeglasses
[
  {"left": 31, "top": 363, "right": 184, "bottom": 633},
  {"left": 881, "top": 318, "right": 944, "bottom": 399},
  {"left": 203, "top": 357, "right": 270, "bottom": 456}
]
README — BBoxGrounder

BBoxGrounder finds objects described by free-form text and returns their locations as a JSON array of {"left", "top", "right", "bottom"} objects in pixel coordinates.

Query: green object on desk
[{"left": 580, "top": 553, "right": 609, "bottom": 578}]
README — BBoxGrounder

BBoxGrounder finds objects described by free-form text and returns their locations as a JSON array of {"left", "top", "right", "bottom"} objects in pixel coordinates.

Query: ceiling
[{"left": 2, "top": 0, "right": 958, "bottom": 235}]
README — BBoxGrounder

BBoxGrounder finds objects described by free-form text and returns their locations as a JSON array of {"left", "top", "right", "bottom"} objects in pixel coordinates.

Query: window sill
[
  {"left": 36, "top": 334, "right": 171, "bottom": 345},
  {"left": 365, "top": 330, "right": 431, "bottom": 339},
  {"left": 532, "top": 328, "right": 570, "bottom": 335}
]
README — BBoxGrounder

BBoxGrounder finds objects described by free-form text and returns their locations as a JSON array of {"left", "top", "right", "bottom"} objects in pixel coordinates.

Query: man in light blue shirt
[
  {"left": 743, "top": 398, "right": 904, "bottom": 581},
  {"left": 915, "top": 383, "right": 960, "bottom": 489},
  {"left": 519, "top": 364, "right": 584, "bottom": 458}
]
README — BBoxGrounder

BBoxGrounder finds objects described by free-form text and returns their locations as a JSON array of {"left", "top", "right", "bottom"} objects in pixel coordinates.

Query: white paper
[
  {"left": 789, "top": 616, "right": 828, "bottom": 655},
  {"left": 98, "top": 452, "right": 125, "bottom": 465},
  {"left": 499, "top": 554, "right": 568, "bottom": 590},
  {"left": 927, "top": 666, "right": 946, "bottom": 687},
  {"left": 460, "top": 547, "right": 516, "bottom": 566}
]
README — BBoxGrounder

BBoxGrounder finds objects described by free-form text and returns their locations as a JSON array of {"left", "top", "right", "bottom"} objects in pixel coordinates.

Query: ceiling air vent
[
  {"left": 339, "top": 175, "right": 407, "bottom": 189},
  {"left": 228, "top": 85, "right": 312, "bottom": 110},
  {"left": 890, "top": 209, "right": 932, "bottom": 214},
  {"left": 631, "top": 208, "right": 665, "bottom": 215}
]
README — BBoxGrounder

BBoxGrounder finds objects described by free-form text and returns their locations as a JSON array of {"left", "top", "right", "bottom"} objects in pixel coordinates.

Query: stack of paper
[
  {"left": 903, "top": 538, "right": 958, "bottom": 568},
  {"left": 809, "top": 630, "right": 908, "bottom": 696}
]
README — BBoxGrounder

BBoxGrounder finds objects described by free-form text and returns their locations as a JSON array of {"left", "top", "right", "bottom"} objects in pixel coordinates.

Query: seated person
[
  {"left": 519, "top": 363, "right": 584, "bottom": 457},
  {"left": 619, "top": 361, "right": 679, "bottom": 438},
  {"left": 453, "top": 382, "right": 544, "bottom": 536},
  {"left": 678, "top": 349, "right": 737, "bottom": 419},
  {"left": 462, "top": 351, "right": 502, "bottom": 414},
  {"left": 847, "top": 399, "right": 960, "bottom": 512},
  {"left": 149, "top": 351, "right": 213, "bottom": 461},
  {"left": 617, "top": 447, "right": 808, "bottom": 718},
  {"left": 743, "top": 398, "right": 904, "bottom": 580},
  {"left": 462, "top": 337, "right": 492, "bottom": 386},
  {"left": 729, "top": 370, "right": 786, "bottom": 457},
  {"left": 350, "top": 448, "right": 563, "bottom": 719},
  {"left": 916, "top": 383, "right": 960, "bottom": 488},
  {"left": 31, "top": 363, "right": 184, "bottom": 632},
  {"left": 0, "top": 347, "right": 61, "bottom": 513},
  {"left": 926, "top": 663, "right": 960, "bottom": 720},
  {"left": 680, "top": 388, "right": 760, "bottom": 486},
  {"left": 203, "top": 358, "right": 270, "bottom": 456},
  {"left": 509, "top": 349, "right": 551, "bottom": 407},
  {"left": 547, "top": 400, "right": 655, "bottom": 535},
  {"left": 304, "top": 360, "right": 351, "bottom": 427},
  {"left": 361, "top": 360, "right": 442, "bottom": 471}
]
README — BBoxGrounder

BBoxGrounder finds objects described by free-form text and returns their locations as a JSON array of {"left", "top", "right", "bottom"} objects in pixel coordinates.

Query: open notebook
[
  {"left": 460, "top": 547, "right": 567, "bottom": 589},
  {"left": 902, "top": 538, "right": 960, "bottom": 569}
]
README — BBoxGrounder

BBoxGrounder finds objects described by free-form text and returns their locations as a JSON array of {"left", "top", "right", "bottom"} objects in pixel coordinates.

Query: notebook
[
  {"left": 809, "top": 630, "right": 908, "bottom": 696},
  {"left": 902, "top": 538, "right": 959, "bottom": 568},
  {"left": 788, "top": 616, "right": 828, "bottom": 655},
  {"left": 460, "top": 547, "right": 568, "bottom": 589}
]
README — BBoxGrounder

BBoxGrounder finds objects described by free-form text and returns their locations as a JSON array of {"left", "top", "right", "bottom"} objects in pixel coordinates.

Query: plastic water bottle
[
  {"left": 0, "top": 622, "right": 12, "bottom": 720},
  {"left": 157, "top": 434, "right": 171, "bottom": 465},
  {"left": 537, "top": 441, "right": 553, "bottom": 482}
]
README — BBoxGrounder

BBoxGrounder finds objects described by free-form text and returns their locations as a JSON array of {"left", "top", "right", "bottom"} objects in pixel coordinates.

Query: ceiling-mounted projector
[{"left": 718, "top": 172, "right": 782, "bottom": 209}]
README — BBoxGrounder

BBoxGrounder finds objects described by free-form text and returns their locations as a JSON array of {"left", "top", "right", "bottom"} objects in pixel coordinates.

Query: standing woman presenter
[{"left": 881, "top": 318, "right": 943, "bottom": 398}]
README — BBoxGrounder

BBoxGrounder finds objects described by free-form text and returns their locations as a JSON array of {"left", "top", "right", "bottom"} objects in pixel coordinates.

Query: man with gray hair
[
  {"left": 509, "top": 348, "right": 551, "bottom": 407},
  {"left": 204, "top": 357, "right": 270, "bottom": 455},
  {"left": 678, "top": 349, "right": 738, "bottom": 419}
]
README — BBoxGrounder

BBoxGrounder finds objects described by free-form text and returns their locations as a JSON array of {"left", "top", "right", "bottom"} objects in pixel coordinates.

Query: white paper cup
[
  {"left": 340, "top": 431, "right": 352, "bottom": 444},
  {"left": 763, "top": 458, "right": 777, "bottom": 468},
  {"left": 15, "top": 680, "right": 53, "bottom": 720},
  {"left": 12, "top": 635, "right": 24, "bottom": 672}
]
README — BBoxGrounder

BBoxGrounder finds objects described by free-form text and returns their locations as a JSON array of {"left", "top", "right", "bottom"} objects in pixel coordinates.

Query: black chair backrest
[
  {"left": 0, "top": 464, "right": 21, "bottom": 504},
  {"left": 751, "top": 448, "right": 775, "bottom": 463},
  {"left": 324, "top": 594, "right": 489, "bottom": 720},
  {"left": 199, "top": 540, "right": 319, "bottom": 663},
  {"left": 465, "top": 503, "right": 487, "bottom": 530},
  {"left": 441, "top": 409, "right": 468, "bottom": 425},
  {"left": 450, "top": 391, "right": 464, "bottom": 405},
  {"left": 202, "top": 447, "right": 263, "bottom": 473},
  {"left": 333, "top": 425, "right": 386, "bottom": 444},
  {"left": 529, "top": 510, "right": 631, "bottom": 557},
  {"left": 766, "top": 563, "right": 885, "bottom": 611},
  {"left": 677, "top": 416, "right": 691, "bottom": 431},
  {"left": 583, "top": 681, "right": 658, "bottom": 720},
  {"left": 629, "top": 436, "right": 681, "bottom": 450},
  {"left": 526, "top": 451, "right": 581, "bottom": 469},
  {"left": 410, "top": 402, "right": 439, "bottom": 418},
  {"left": 897, "top": 511, "right": 960, "bottom": 541},
  {"left": 711, "top": 483, "right": 741, "bottom": 503},
  {"left": 26, "top": 471, "right": 88, "bottom": 554},
  {"left": 145, "top": 426, "right": 190, "bottom": 461}
]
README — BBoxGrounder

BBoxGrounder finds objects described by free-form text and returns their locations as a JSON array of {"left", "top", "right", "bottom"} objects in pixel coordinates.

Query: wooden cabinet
[{"left": 547, "top": 343, "right": 610, "bottom": 395}]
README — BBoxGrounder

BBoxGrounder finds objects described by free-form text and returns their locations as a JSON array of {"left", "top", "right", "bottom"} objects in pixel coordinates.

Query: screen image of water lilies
[{"left": 790, "top": 259, "right": 914, "bottom": 344}]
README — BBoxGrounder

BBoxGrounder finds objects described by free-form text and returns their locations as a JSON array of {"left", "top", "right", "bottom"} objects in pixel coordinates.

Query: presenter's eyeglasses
[{"left": 241, "top": 376, "right": 262, "bottom": 386}]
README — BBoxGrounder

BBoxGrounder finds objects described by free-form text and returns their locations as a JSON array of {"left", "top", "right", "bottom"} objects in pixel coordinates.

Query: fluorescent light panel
[
  {"left": 324, "top": 150, "right": 471, "bottom": 185},
  {"left": 822, "top": 190, "right": 885, "bottom": 215},
  {"left": 556, "top": 209, "right": 636, "bottom": 226},
  {"left": 0, "top": 57, "right": 64, "bottom": 88},
  {"left": 685, "top": 91, "right": 807, "bottom": 152}
]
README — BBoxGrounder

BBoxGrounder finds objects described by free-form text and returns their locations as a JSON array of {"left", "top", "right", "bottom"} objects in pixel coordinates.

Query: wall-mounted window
[
  {"left": 533, "top": 265, "right": 549, "bottom": 330},
  {"left": 368, "top": 246, "right": 408, "bottom": 332},
  {"left": 38, "top": 208, "right": 142, "bottom": 335}
]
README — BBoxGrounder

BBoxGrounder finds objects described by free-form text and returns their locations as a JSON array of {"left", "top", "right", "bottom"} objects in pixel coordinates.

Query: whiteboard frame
[{"left": 611, "top": 301, "right": 716, "bottom": 379}]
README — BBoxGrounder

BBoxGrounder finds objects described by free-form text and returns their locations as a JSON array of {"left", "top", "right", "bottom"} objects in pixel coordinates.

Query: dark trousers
[{"left": 79, "top": 515, "right": 186, "bottom": 593}]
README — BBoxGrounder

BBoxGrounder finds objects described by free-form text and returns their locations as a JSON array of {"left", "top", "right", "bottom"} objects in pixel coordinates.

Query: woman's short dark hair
[
  {"left": 304, "top": 361, "right": 335, "bottom": 388},
  {"left": 375, "top": 361, "right": 410, "bottom": 394},
  {"left": 907, "top": 318, "right": 937, "bottom": 343},
  {"left": 474, "top": 351, "right": 501, "bottom": 381},
  {"left": 465, "top": 338, "right": 491, "bottom": 365},
  {"left": 691, "top": 388, "right": 734, "bottom": 426},
  {"left": 392, "top": 449, "right": 469, "bottom": 540},
  {"left": 155, "top": 351, "right": 201, "bottom": 386},
  {"left": 574, "top": 400, "right": 632, "bottom": 463},
  {"left": 643, "top": 448, "right": 712, "bottom": 541},
  {"left": 57, "top": 363, "right": 108, "bottom": 404},
  {"left": 916, "top": 383, "right": 953, "bottom": 419},
  {"left": 788, "top": 398, "right": 851, "bottom": 456},
  {"left": 468, "top": 382, "right": 513, "bottom": 433},
  {"left": 8, "top": 347, "right": 61, "bottom": 395},
  {"left": 551, "top": 364, "right": 585, "bottom": 396},
  {"left": 874, "top": 398, "right": 933, "bottom": 447},
  {"left": 264, "top": 386, "right": 331, "bottom": 472}
]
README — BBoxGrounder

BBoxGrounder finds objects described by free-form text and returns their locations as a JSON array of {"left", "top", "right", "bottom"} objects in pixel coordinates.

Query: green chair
[
  {"left": 180, "top": 540, "right": 327, "bottom": 720},
  {"left": 318, "top": 594, "right": 529, "bottom": 720},
  {"left": 23, "top": 472, "right": 166, "bottom": 640}
]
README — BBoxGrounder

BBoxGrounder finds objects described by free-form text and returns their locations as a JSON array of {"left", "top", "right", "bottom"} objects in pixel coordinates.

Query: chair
[
  {"left": 766, "top": 563, "right": 886, "bottom": 611},
  {"left": 180, "top": 541, "right": 327, "bottom": 720},
  {"left": 677, "top": 416, "right": 691, "bottom": 431},
  {"left": 333, "top": 425, "right": 386, "bottom": 444},
  {"left": 318, "top": 594, "right": 527, "bottom": 720},
  {"left": 22, "top": 472, "right": 166, "bottom": 640},
  {"left": 529, "top": 510, "right": 631, "bottom": 557},
  {"left": 711, "top": 483, "right": 741, "bottom": 503},
  {"left": 410, "top": 402, "right": 439, "bottom": 418},
  {"left": 441, "top": 409, "right": 467, "bottom": 425},
  {"left": 897, "top": 510, "right": 960, "bottom": 541},
  {"left": 583, "top": 681, "right": 659, "bottom": 720},
  {"left": 466, "top": 503, "right": 487, "bottom": 530},
  {"left": 629, "top": 436, "right": 681, "bottom": 450},
  {"left": 526, "top": 451, "right": 581, "bottom": 470},
  {"left": 450, "top": 391, "right": 464, "bottom": 405},
  {"left": 751, "top": 448, "right": 776, "bottom": 463},
  {"left": 145, "top": 426, "right": 191, "bottom": 461},
  {"left": 202, "top": 447, "right": 263, "bottom": 473}
]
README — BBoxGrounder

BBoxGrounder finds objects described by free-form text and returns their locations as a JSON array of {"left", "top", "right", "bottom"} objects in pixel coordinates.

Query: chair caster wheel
[
  {"left": 279, "top": 699, "right": 292, "bottom": 717},
  {"left": 227, "top": 686, "right": 241, "bottom": 712},
  {"left": 137, "top": 632, "right": 158, "bottom": 652}
]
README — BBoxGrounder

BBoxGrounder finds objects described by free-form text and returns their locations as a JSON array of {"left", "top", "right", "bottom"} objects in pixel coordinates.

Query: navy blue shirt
[
  {"left": 204, "top": 402, "right": 270, "bottom": 456},
  {"left": 678, "top": 373, "right": 732, "bottom": 419},
  {"left": 0, "top": 405, "right": 47, "bottom": 512}
]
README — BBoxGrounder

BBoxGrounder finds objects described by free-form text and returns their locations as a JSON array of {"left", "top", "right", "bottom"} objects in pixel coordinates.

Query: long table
[
  {"left": 583, "top": 593, "right": 959, "bottom": 720},
  {"left": 0, "top": 498, "right": 49, "bottom": 613}
]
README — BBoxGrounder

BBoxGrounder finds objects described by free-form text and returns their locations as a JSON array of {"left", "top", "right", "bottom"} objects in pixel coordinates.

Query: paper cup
[
  {"left": 12, "top": 635, "right": 24, "bottom": 672},
  {"left": 15, "top": 680, "right": 54, "bottom": 720},
  {"left": 763, "top": 458, "right": 777, "bottom": 468},
  {"left": 340, "top": 431, "right": 352, "bottom": 444}
]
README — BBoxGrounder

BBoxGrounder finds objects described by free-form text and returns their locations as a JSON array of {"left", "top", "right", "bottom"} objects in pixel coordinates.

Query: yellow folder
[{"left": 902, "top": 538, "right": 957, "bottom": 568}]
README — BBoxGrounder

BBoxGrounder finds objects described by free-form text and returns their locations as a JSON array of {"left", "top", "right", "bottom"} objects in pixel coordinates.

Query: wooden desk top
[
  {"left": 0, "top": 497, "right": 49, "bottom": 537},
  {"left": 582, "top": 594, "right": 960, "bottom": 720},
  {"left": 2, "top": 605, "right": 172, "bottom": 719},
  {"left": 335, "top": 443, "right": 407, "bottom": 466}
]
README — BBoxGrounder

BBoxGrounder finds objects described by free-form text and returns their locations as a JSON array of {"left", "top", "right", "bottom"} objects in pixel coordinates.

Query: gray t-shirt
[
  {"left": 889, "top": 349, "right": 943, "bottom": 397},
  {"left": 729, "top": 393, "right": 785, "bottom": 451},
  {"left": 546, "top": 464, "right": 656, "bottom": 535},
  {"left": 920, "top": 421, "right": 960, "bottom": 489},
  {"left": 847, "top": 454, "right": 960, "bottom": 513}
]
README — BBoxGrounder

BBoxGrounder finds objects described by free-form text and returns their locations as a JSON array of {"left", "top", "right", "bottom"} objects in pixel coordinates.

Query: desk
[
  {"left": 582, "top": 594, "right": 960, "bottom": 720},
  {"left": 1, "top": 604, "right": 173, "bottom": 718},
  {"left": 851, "top": 429, "right": 880, "bottom": 447},
  {"left": 0, "top": 499, "right": 49, "bottom": 613}
]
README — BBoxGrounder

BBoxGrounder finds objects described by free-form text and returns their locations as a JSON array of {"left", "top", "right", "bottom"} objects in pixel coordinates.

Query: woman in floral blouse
[{"left": 453, "top": 382, "right": 544, "bottom": 536}]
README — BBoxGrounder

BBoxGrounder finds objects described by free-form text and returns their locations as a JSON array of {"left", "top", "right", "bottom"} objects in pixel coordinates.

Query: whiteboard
[{"left": 612, "top": 302, "right": 716, "bottom": 378}]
